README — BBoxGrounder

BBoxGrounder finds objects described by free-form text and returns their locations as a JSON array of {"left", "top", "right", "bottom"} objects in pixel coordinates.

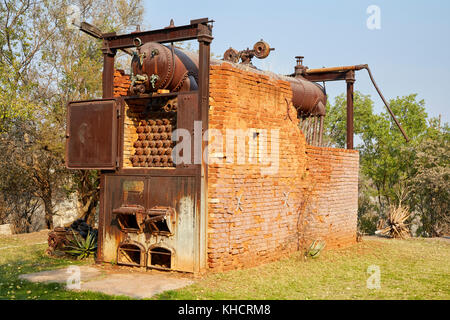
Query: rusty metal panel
[
  {"left": 176, "top": 93, "right": 199, "bottom": 168},
  {"left": 100, "top": 174, "right": 197, "bottom": 272},
  {"left": 66, "top": 99, "right": 118, "bottom": 169},
  {"left": 147, "top": 176, "right": 197, "bottom": 272},
  {"left": 101, "top": 175, "right": 146, "bottom": 263}
]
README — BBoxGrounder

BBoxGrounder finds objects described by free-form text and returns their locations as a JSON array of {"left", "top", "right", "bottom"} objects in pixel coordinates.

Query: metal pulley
[
  {"left": 223, "top": 39, "right": 274, "bottom": 65},
  {"left": 223, "top": 47, "right": 239, "bottom": 63},
  {"left": 253, "top": 40, "right": 271, "bottom": 59}
]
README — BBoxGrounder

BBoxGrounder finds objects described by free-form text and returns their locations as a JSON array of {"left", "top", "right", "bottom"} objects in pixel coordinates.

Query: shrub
[{"left": 64, "top": 230, "right": 97, "bottom": 260}]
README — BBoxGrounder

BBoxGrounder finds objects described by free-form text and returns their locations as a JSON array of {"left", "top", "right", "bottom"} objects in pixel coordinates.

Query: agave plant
[
  {"left": 376, "top": 205, "right": 411, "bottom": 239},
  {"left": 64, "top": 230, "right": 98, "bottom": 260},
  {"left": 306, "top": 240, "right": 326, "bottom": 258}
]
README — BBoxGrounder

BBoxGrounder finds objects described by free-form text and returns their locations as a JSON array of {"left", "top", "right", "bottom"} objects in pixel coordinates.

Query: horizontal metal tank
[{"left": 130, "top": 42, "right": 326, "bottom": 116}]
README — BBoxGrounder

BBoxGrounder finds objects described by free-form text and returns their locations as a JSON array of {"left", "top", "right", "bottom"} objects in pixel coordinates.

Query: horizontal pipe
[{"left": 305, "top": 65, "right": 367, "bottom": 74}]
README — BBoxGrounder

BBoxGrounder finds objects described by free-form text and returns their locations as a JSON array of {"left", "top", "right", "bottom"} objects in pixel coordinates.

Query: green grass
[
  {"left": 0, "top": 236, "right": 130, "bottom": 300},
  {"left": 155, "top": 238, "right": 450, "bottom": 300},
  {"left": 1, "top": 234, "right": 449, "bottom": 300}
]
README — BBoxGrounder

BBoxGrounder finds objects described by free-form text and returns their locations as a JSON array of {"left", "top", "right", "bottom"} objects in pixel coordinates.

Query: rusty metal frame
[
  {"left": 303, "top": 70, "right": 356, "bottom": 149},
  {"left": 303, "top": 64, "right": 408, "bottom": 149},
  {"left": 102, "top": 18, "right": 212, "bottom": 49},
  {"left": 92, "top": 19, "right": 213, "bottom": 273},
  {"left": 100, "top": 19, "right": 213, "bottom": 99},
  {"left": 196, "top": 22, "right": 212, "bottom": 273},
  {"left": 147, "top": 244, "right": 175, "bottom": 271},
  {"left": 117, "top": 240, "right": 147, "bottom": 267}
]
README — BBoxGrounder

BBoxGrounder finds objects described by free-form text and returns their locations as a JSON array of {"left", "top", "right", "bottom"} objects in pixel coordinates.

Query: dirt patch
[{"left": 19, "top": 265, "right": 194, "bottom": 299}]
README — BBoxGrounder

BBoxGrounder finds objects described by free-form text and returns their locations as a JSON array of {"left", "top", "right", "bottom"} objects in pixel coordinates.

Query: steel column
[
  {"left": 102, "top": 49, "right": 116, "bottom": 98},
  {"left": 196, "top": 23, "right": 213, "bottom": 273},
  {"left": 346, "top": 71, "right": 355, "bottom": 150},
  {"left": 318, "top": 115, "right": 324, "bottom": 146}
]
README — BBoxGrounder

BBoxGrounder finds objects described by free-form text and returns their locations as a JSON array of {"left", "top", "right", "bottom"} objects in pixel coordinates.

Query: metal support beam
[
  {"left": 303, "top": 71, "right": 356, "bottom": 83},
  {"left": 102, "top": 49, "right": 116, "bottom": 98},
  {"left": 196, "top": 22, "right": 213, "bottom": 274},
  {"left": 303, "top": 64, "right": 408, "bottom": 147},
  {"left": 102, "top": 19, "right": 213, "bottom": 49},
  {"left": 346, "top": 71, "right": 355, "bottom": 150}
]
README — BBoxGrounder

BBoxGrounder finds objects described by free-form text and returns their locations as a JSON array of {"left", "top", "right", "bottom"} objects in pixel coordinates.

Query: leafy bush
[{"left": 358, "top": 211, "right": 379, "bottom": 235}]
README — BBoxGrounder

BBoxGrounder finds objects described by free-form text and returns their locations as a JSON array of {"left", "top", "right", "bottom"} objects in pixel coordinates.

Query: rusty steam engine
[{"left": 65, "top": 18, "right": 407, "bottom": 273}]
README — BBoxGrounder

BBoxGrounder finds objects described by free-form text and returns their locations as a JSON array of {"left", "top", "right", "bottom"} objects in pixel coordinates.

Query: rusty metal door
[
  {"left": 66, "top": 99, "right": 119, "bottom": 169},
  {"left": 99, "top": 174, "right": 198, "bottom": 273}
]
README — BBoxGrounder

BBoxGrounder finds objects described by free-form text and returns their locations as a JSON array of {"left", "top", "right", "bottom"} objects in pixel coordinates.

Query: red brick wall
[
  {"left": 112, "top": 65, "right": 359, "bottom": 272},
  {"left": 113, "top": 69, "right": 131, "bottom": 97},
  {"left": 206, "top": 63, "right": 359, "bottom": 272},
  {"left": 304, "top": 146, "right": 359, "bottom": 249}
]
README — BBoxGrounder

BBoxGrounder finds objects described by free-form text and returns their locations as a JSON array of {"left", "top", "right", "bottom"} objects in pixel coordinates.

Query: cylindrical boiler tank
[
  {"left": 130, "top": 42, "right": 326, "bottom": 116},
  {"left": 130, "top": 42, "right": 199, "bottom": 94}
]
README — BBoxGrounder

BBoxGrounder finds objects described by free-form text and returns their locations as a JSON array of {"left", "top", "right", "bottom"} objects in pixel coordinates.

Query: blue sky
[{"left": 142, "top": 0, "right": 450, "bottom": 124}]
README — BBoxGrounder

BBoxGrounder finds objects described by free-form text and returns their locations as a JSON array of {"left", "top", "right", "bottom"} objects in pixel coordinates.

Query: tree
[
  {"left": 0, "top": 119, "right": 63, "bottom": 231},
  {"left": 408, "top": 121, "right": 449, "bottom": 236},
  {"left": 0, "top": 0, "right": 53, "bottom": 132},
  {"left": 0, "top": 0, "right": 144, "bottom": 231},
  {"left": 358, "top": 94, "right": 428, "bottom": 211},
  {"left": 323, "top": 91, "right": 376, "bottom": 148},
  {"left": 39, "top": 0, "right": 144, "bottom": 224},
  {"left": 324, "top": 92, "right": 449, "bottom": 236}
]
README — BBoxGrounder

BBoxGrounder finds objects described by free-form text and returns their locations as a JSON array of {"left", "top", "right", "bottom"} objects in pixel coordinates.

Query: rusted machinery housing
[
  {"left": 66, "top": 19, "right": 214, "bottom": 273},
  {"left": 65, "top": 18, "right": 406, "bottom": 273},
  {"left": 130, "top": 42, "right": 327, "bottom": 116},
  {"left": 65, "top": 19, "right": 332, "bottom": 272}
]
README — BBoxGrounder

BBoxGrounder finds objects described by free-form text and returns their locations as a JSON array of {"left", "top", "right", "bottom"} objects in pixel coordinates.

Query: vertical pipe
[
  {"left": 305, "top": 118, "right": 310, "bottom": 144},
  {"left": 96, "top": 174, "right": 106, "bottom": 263},
  {"left": 98, "top": 44, "right": 115, "bottom": 262},
  {"left": 311, "top": 116, "right": 317, "bottom": 146},
  {"left": 346, "top": 71, "right": 355, "bottom": 150},
  {"left": 300, "top": 117, "right": 305, "bottom": 135},
  {"left": 315, "top": 116, "right": 320, "bottom": 146},
  {"left": 316, "top": 116, "right": 320, "bottom": 146},
  {"left": 318, "top": 115, "right": 324, "bottom": 147},
  {"left": 307, "top": 118, "right": 312, "bottom": 145}
]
